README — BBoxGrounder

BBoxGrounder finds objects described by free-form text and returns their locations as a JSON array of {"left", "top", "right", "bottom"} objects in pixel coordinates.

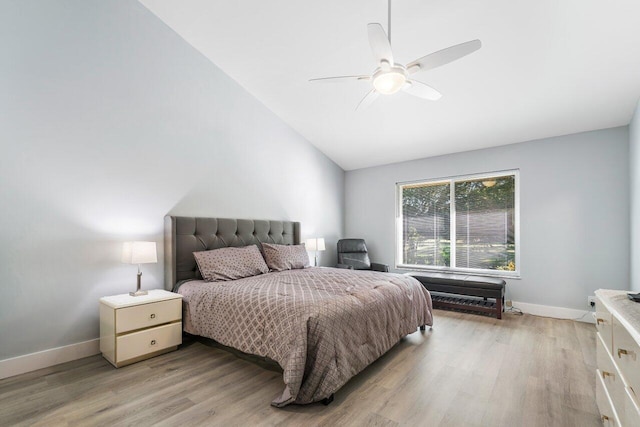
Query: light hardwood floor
[{"left": 0, "top": 310, "right": 600, "bottom": 427}]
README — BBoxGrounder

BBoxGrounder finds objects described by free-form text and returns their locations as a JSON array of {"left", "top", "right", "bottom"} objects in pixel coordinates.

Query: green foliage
[
  {"left": 402, "top": 183, "right": 450, "bottom": 216},
  {"left": 496, "top": 260, "right": 516, "bottom": 271},
  {"left": 441, "top": 246, "right": 450, "bottom": 265},
  {"left": 455, "top": 176, "right": 515, "bottom": 212}
]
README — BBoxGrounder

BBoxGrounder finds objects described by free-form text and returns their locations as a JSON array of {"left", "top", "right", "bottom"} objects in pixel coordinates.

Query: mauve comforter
[{"left": 177, "top": 267, "right": 432, "bottom": 406}]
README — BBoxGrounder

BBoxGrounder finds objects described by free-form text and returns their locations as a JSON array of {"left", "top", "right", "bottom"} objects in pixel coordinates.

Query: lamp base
[
  {"left": 129, "top": 290, "right": 148, "bottom": 297},
  {"left": 130, "top": 270, "right": 147, "bottom": 296}
]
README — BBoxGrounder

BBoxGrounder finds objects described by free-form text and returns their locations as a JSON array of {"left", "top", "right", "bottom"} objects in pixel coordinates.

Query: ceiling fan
[{"left": 310, "top": 0, "right": 481, "bottom": 110}]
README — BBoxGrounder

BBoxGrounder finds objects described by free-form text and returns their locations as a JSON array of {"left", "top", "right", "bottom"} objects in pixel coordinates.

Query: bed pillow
[
  {"left": 262, "top": 243, "right": 310, "bottom": 271},
  {"left": 193, "top": 245, "right": 269, "bottom": 282}
]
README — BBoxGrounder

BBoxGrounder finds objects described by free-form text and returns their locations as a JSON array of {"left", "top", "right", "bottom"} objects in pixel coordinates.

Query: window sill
[{"left": 395, "top": 265, "right": 521, "bottom": 280}]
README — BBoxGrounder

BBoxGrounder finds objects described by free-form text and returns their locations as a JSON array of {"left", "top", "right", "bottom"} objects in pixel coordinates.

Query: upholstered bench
[{"left": 406, "top": 272, "right": 506, "bottom": 319}]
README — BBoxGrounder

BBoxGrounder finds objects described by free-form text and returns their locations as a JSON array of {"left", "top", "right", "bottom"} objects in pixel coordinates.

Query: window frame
[{"left": 395, "top": 169, "right": 520, "bottom": 278}]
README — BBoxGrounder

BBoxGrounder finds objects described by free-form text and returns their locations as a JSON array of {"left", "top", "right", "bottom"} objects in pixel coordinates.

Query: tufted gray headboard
[{"left": 164, "top": 216, "right": 301, "bottom": 290}]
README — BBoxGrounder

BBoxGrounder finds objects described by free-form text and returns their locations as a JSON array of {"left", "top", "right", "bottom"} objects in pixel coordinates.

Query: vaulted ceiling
[{"left": 139, "top": 0, "right": 640, "bottom": 170}]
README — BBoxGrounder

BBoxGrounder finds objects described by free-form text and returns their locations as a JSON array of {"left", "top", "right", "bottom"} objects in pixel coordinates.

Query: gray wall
[
  {"left": 631, "top": 99, "right": 640, "bottom": 292},
  {"left": 345, "top": 127, "right": 630, "bottom": 310},
  {"left": 0, "top": 0, "right": 344, "bottom": 361}
]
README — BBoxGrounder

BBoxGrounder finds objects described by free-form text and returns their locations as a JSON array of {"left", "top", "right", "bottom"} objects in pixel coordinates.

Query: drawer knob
[
  {"left": 151, "top": 340, "right": 156, "bottom": 346},
  {"left": 596, "top": 318, "right": 605, "bottom": 325},
  {"left": 601, "top": 371, "right": 614, "bottom": 380},
  {"left": 150, "top": 313, "right": 156, "bottom": 319},
  {"left": 617, "top": 348, "right": 637, "bottom": 360},
  {"left": 601, "top": 415, "right": 609, "bottom": 422}
]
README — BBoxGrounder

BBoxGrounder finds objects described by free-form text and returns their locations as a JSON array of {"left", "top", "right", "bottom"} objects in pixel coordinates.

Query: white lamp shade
[
  {"left": 122, "top": 241, "right": 157, "bottom": 264},
  {"left": 305, "top": 238, "right": 325, "bottom": 251}
]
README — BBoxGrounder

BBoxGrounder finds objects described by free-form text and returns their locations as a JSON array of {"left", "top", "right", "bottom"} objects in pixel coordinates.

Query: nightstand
[{"left": 99, "top": 289, "right": 182, "bottom": 367}]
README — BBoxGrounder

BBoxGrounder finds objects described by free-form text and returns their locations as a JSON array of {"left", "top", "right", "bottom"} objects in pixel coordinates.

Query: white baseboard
[
  {"left": 0, "top": 338, "right": 100, "bottom": 380},
  {"left": 512, "top": 301, "right": 595, "bottom": 324}
]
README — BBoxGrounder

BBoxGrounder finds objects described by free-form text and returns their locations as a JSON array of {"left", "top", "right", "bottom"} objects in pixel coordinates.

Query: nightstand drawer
[
  {"left": 612, "top": 314, "right": 640, "bottom": 394},
  {"left": 116, "top": 298, "right": 181, "bottom": 333},
  {"left": 116, "top": 322, "right": 182, "bottom": 362}
]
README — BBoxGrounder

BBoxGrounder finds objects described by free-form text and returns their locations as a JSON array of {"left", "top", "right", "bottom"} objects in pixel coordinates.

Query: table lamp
[
  {"left": 122, "top": 241, "right": 157, "bottom": 296},
  {"left": 305, "top": 237, "right": 325, "bottom": 267}
]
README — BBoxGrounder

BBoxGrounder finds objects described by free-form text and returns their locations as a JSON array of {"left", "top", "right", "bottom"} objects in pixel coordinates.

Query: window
[{"left": 396, "top": 171, "right": 519, "bottom": 276}]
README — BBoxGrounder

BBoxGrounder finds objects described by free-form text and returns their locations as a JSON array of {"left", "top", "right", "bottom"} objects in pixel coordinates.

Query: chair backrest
[{"left": 337, "top": 239, "right": 371, "bottom": 270}]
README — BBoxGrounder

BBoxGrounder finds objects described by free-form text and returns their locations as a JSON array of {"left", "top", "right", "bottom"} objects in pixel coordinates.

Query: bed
[{"left": 164, "top": 216, "right": 433, "bottom": 407}]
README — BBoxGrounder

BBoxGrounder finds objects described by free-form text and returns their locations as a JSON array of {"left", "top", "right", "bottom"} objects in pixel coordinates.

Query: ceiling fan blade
[
  {"left": 406, "top": 39, "right": 481, "bottom": 74},
  {"left": 403, "top": 80, "right": 442, "bottom": 101},
  {"left": 309, "top": 75, "right": 371, "bottom": 83},
  {"left": 356, "top": 89, "right": 379, "bottom": 111},
  {"left": 367, "top": 23, "right": 394, "bottom": 66}
]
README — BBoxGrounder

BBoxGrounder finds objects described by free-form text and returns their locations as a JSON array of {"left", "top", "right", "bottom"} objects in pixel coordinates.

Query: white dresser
[
  {"left": 594, "top": 290, "right": 640, "bottom": 427},
  {"left": 100, "top": 289, "right": 183, "bottom": 368}
]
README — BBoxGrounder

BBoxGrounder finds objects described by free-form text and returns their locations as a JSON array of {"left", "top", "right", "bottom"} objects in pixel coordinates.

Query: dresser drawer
[
  {"left": 624, "top": 387, "right": 640, "bottom": 427},
  {"left": 116, "top": 322, "right": 182, "bottom": 362},
  {"left": 116, "top": 298, "right": 181, "bottom": 333},
  {"left": 612, "top": 315, "right": 640, "bottom": 395},
  {"left": 597, "top": 332, "right": 625, "bottom": 409},
  {"left": 596, "top": 369, "right": 621, "bottom": 427},
  {"left": 595, "top": 297, "right": 613, "bottom": 353}
]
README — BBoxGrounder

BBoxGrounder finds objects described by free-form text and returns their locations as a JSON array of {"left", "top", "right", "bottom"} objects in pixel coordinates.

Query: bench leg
[
  {"left": 321, "top": 394, "right": 334, "bottom": 405},
  {"left": 496, "top": 296, "right": 502, "bottom": 319}
]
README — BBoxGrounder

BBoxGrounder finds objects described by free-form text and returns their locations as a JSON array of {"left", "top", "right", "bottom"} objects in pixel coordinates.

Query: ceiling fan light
[{"left": 373, "top": 72, "right": 406, "bottom": 95}]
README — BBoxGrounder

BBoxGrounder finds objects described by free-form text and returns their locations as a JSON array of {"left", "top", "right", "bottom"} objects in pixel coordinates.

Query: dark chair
[{"left": 336, "top": 239, "right": 389, "bottom": 272}]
